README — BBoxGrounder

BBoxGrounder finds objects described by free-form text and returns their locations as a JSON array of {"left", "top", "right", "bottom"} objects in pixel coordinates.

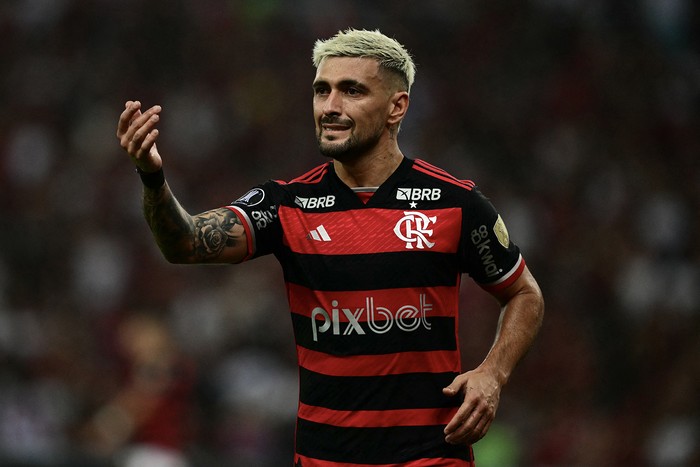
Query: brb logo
[
  {"left": 396, "top": 187, "right": 441, "bottom": 201},
  {"left": 295, "top": 195, "right": 335, "bottom": 209},
  {"left": 310, "top": 295, "right": 432, "bottom": 341},
  {"left": 394, "top": 211, "right": 437, "bottom": 249}
]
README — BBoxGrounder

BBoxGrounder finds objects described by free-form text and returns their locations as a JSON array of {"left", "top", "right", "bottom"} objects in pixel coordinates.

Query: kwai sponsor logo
[
  {"left": 251, "top": 206, "right": 278, "bottom": 230},
  {"left": 470, "top": 224, "right": 503, "bottom": 278}
]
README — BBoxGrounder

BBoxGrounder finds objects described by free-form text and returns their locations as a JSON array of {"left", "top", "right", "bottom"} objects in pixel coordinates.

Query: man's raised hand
[{"left": 117, "top": 100, "right": 163, "bottom": 173}]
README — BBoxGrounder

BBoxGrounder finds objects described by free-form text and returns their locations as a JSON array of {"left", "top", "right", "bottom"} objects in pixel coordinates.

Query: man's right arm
[
  {"left": 117, "top": 100, "right": 249, "bottom": 265},
  {"left": 142, "top": 183, "right": 249, "bottom": 264}
]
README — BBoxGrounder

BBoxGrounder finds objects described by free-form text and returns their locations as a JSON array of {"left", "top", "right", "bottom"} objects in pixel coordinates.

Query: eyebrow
[{"left": 312, "top": 78, "right": 369, "bottom": 91}]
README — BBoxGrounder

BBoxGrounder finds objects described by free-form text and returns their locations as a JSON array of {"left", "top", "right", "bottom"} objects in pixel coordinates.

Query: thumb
[{"left": 442, "top": 374, "right": 466, "bottom": 397}]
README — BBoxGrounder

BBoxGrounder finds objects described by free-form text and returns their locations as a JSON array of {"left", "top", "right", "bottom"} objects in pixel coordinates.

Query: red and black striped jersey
[{"left": 227, "top": 157, "right": 524, "bottom": 466}]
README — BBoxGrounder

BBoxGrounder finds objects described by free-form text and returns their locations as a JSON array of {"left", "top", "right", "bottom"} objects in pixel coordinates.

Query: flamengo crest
[{"left": 394, "top": 211, "right": 437, "bottom": 249}]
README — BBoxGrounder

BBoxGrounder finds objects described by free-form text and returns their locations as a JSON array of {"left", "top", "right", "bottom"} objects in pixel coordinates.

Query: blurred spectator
[{"left": 82, "top": 313, "right": 196, "bottom": 467}]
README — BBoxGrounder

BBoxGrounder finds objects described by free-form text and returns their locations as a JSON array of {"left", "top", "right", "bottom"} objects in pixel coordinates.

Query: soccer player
[{"left": 117, "top": 29, "right": 544, "bottom": 467}]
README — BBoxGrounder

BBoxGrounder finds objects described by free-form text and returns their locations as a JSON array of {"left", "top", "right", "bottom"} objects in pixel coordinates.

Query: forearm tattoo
[{"left": 142, "top": 185, "right": 244, "bottom": 262}]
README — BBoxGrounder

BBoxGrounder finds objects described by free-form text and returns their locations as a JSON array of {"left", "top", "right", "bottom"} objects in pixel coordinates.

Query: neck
[{"left": 333, "top": 148, "right": 404, "bottom": 188}]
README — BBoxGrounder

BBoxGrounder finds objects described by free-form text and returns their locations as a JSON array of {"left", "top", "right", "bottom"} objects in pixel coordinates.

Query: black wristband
[{"left": 136, "top": 167, "right": 165, "bottom": 189}]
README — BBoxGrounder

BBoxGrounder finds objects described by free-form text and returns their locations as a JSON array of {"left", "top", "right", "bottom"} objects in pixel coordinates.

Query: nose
[{"left": 323, "top": 89, "right": 342, "bottom": 116}]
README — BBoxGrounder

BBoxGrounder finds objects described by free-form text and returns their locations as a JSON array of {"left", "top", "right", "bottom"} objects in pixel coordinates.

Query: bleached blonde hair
[{"left": 312, "top": 28, "right": 416, "bottom": 93}]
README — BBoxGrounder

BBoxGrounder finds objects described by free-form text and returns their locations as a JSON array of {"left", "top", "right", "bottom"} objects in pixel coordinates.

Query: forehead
[{"left": 313, "top": 56, "right": 383, "bottom": 85}]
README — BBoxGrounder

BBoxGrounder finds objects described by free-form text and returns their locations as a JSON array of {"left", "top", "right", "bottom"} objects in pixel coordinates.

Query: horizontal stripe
[
  {"left": 279, "top": 206, "right": 462, "bottom": 255},
  {"left": 297, "top": 402, "right": 457, "bottom": 428},
  {"left": 298, "top": 368, "right": 459, "bottom": 411},
  {"left": 280, "top": 251, "right": 460, "bottom": 290},
  {"left": 295, "top": 418, "right": 471, "bottom": 464},
  {"left": 479, "top": 255, "right": 525, "bottom": 293},
  {"left": 291, "top": 313, "right": 457, "bottom": 356},
  {"left": 297, "top": 346, "right": 460, "bottom": 377},
  {"left": 294, "top": 454, "right": 474, "bottom": 467}
]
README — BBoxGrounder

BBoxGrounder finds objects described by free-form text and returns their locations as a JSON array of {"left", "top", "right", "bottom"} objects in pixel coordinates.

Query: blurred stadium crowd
[{"left": 1, "top": 1, "right": 699, "bottom": 466}]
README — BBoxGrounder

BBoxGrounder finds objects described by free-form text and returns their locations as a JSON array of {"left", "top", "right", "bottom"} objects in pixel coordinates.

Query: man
[{"left": 117, "top": 28, "right": 544, "bottom": 467}]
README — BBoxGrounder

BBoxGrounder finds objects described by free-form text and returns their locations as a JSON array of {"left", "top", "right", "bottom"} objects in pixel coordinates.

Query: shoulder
[
  {"left": 403, "top": 158, "right": 482, "bottom": 208},
  {"left": 233, "top": 162, "right": 332, "bottom": 204},
  {"left": 260, "top": 162, "right": 333, "bottom": 198},
  {"left": 410, "top": 159, "right": 476, "bottom": 192},
  {"left": 286, "top": 162, "right": 333, "bottom": 185}
]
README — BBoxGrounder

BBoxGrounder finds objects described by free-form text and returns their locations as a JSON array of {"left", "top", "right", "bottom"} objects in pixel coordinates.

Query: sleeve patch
[{"left": 493, "top": 214, "right": 510, "bottom": 248}]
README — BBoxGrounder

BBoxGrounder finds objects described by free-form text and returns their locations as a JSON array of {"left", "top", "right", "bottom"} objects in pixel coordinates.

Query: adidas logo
[{"left": 307, "top": 225, "right": 331, "bottom": 242}]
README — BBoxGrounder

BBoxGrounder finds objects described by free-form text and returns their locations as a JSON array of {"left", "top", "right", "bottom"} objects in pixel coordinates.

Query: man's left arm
[{"left": 443, "top": 264, "right": 544, "bottom": 445}]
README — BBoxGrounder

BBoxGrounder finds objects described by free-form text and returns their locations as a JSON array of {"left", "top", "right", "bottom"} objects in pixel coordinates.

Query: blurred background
[{"left": 1, "top": 0, "right": 699, "bottom": 466}]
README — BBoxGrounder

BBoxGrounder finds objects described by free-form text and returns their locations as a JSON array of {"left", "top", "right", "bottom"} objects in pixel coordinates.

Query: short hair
[{"left": 312, "top": 28, "right": 416, "bottom": 93}]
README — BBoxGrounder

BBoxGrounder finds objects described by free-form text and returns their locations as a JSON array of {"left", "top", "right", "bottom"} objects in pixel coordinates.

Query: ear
[{"left": 387, "top": 91, "right": 410, "bottom": 126}]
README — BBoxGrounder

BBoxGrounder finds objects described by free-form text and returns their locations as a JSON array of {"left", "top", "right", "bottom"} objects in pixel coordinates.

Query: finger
[
  {"left": 117, "top": 100, "right": 141, "bottom": 139},
  {"left": 449, "top": 394, "right": 498, "bottom": 445},
  {"left": 445, "top": 408, "right": 476, "bottom": 441},
  {"left": 444, "top": 399, "right": 474, "bottom": 436},
  {"left": 462, "top": 413, "right": 492, "bottom": 445},
  {"left": 139, "top": 129, "right": 159, "bottom": 155},
  {"left": 119, "top": 103, "right": 162, "bottom": 149},
  {"left": 130, "top": 106, "right": 162, "bottom": 145},
  {"left": 134, "top": 104, "right": 161, "bottom": 125},
  {"left": 442, "top": 373, "right": 467, "bottom": 397},
  {"left": 445, "top": 408, "right": 485, "bottom": 445},
  {"left": 442, "top": 385, "right": 459, "bottom": 397},
  {"left": 127, "top": 114, "right": 160, "bottom": 156},
  {"left": 442, "top": 381, "right": 475, "bottom": 434},
  {"left": 474, "top": 416, "right": 493, "bottom": 442}
]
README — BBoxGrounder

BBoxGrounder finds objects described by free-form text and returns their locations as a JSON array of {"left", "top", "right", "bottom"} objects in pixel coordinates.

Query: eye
[
  {"left": 346, "top": 87, "right": 361, "bottom": 96},
  {"left": 313, "top": 86, "right": 330, "bottom": 96}
]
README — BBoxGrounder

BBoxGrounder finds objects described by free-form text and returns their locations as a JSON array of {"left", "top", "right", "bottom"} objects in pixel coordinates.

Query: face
[{"left": 312, "top": 56, "right": 401, "bottom": 162}]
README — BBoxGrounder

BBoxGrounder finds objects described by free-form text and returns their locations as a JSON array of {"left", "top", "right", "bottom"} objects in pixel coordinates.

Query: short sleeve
[
  {"left": 460, "top": 188, "right": 525, "bottom": 292},
  {"left": 226, "top": 180, "right": 284, "bottom": 260}
]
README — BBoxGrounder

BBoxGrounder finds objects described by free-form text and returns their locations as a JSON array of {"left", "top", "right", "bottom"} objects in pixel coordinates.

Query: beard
[{"left": 317, "top": 118, "right": 383, "bottom": 162}]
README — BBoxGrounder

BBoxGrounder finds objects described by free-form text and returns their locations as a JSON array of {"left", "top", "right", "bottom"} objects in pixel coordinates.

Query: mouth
[
  {"left": 320, "top": 118, "right": 352, "bottom": 134},
  {"left": 319, "top": 125, "right": 351, "bottom": 142},
  {"left": 322, "top": 124, "right": 351, "bottom": 133}
]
